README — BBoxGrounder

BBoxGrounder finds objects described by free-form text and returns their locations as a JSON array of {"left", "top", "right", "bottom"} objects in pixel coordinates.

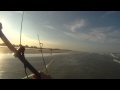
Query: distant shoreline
[{"left": 0, "top": 46, "right": 73, "bottom": 54}]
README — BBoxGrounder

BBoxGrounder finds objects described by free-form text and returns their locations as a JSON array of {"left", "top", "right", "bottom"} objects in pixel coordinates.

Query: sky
[{"left": 0, "top": 11, "right": 120, "bottom": 53}]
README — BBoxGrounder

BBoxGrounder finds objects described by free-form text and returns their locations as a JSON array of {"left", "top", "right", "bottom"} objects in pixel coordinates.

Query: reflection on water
[
  {"left": 0, "top": 52, "right": 120, "bottom": 79},
  {"left": 0, "top": 53, "right": 70, "bottom": 79},
  {"left": 0, "top": 53, "right": 68, "bottom": 59}
]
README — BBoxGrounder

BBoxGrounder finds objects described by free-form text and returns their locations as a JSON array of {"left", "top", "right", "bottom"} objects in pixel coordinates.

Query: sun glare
[
  {"left": 0, "top": 16, "right": 20, "bottom": 44},
  {"left": 0, "top": 54, "right": 4, "bottom": 60}
]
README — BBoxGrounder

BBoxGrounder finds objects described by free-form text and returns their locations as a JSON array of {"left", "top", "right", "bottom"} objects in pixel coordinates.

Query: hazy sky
[{"left": 0, "top": 11, "right": 120, "bottom": 53}]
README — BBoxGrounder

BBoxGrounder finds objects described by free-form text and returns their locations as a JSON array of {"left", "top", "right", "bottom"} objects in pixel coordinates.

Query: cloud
[
  {"left": 15, "top": 11, "right": 23, "bottom": 14},
  {"left": 13, "top": 11, "right": 32, "bottom": 17},
  {"left": 65, "top": 19, "right": 85, "bottom": 32},
  {"left": 89, "top": 29, "right": 107, "bottom": 42},
  {"left": 44, "top": 25, "right": 56, "bottom": 30},
  {"left": 64, "top": 27, "right": 120, "bottom": 43},
  {"left": 45, "top": 25, "right": 55, "bottom": 30},
  {"left": 101, "top": 11, "right": 117, "bottom": 18},
  {"left": 14, "top": 11, "right": 23, "bottom": 14}
]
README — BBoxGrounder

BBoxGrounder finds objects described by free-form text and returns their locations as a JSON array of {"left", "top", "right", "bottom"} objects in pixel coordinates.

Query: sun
[
  {"left": 0, "top": 16, "right": 20, "bottom": 44},
  {"left": 0, "top": 16, "right": 11, "bottom": 32}
]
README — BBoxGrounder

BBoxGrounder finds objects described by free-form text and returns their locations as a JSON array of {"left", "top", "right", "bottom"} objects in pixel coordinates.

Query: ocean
[{"left": 0, "top": 52, "right": 120, "bottom": 79}]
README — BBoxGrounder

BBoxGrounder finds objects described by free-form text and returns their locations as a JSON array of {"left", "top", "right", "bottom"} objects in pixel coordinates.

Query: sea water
[{"left": 0, "top": 52, "right": 120, "bottom": 79}]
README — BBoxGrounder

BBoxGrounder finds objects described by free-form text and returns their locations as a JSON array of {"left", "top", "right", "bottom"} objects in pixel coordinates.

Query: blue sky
[{"left": 0, "top": 11, "right": 120, "bottom": 53}]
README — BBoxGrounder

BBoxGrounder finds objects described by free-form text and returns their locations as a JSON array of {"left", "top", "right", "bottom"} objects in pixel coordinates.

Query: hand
[{"left": 32, "top": 72, "right": 52, "bottom": 79}]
